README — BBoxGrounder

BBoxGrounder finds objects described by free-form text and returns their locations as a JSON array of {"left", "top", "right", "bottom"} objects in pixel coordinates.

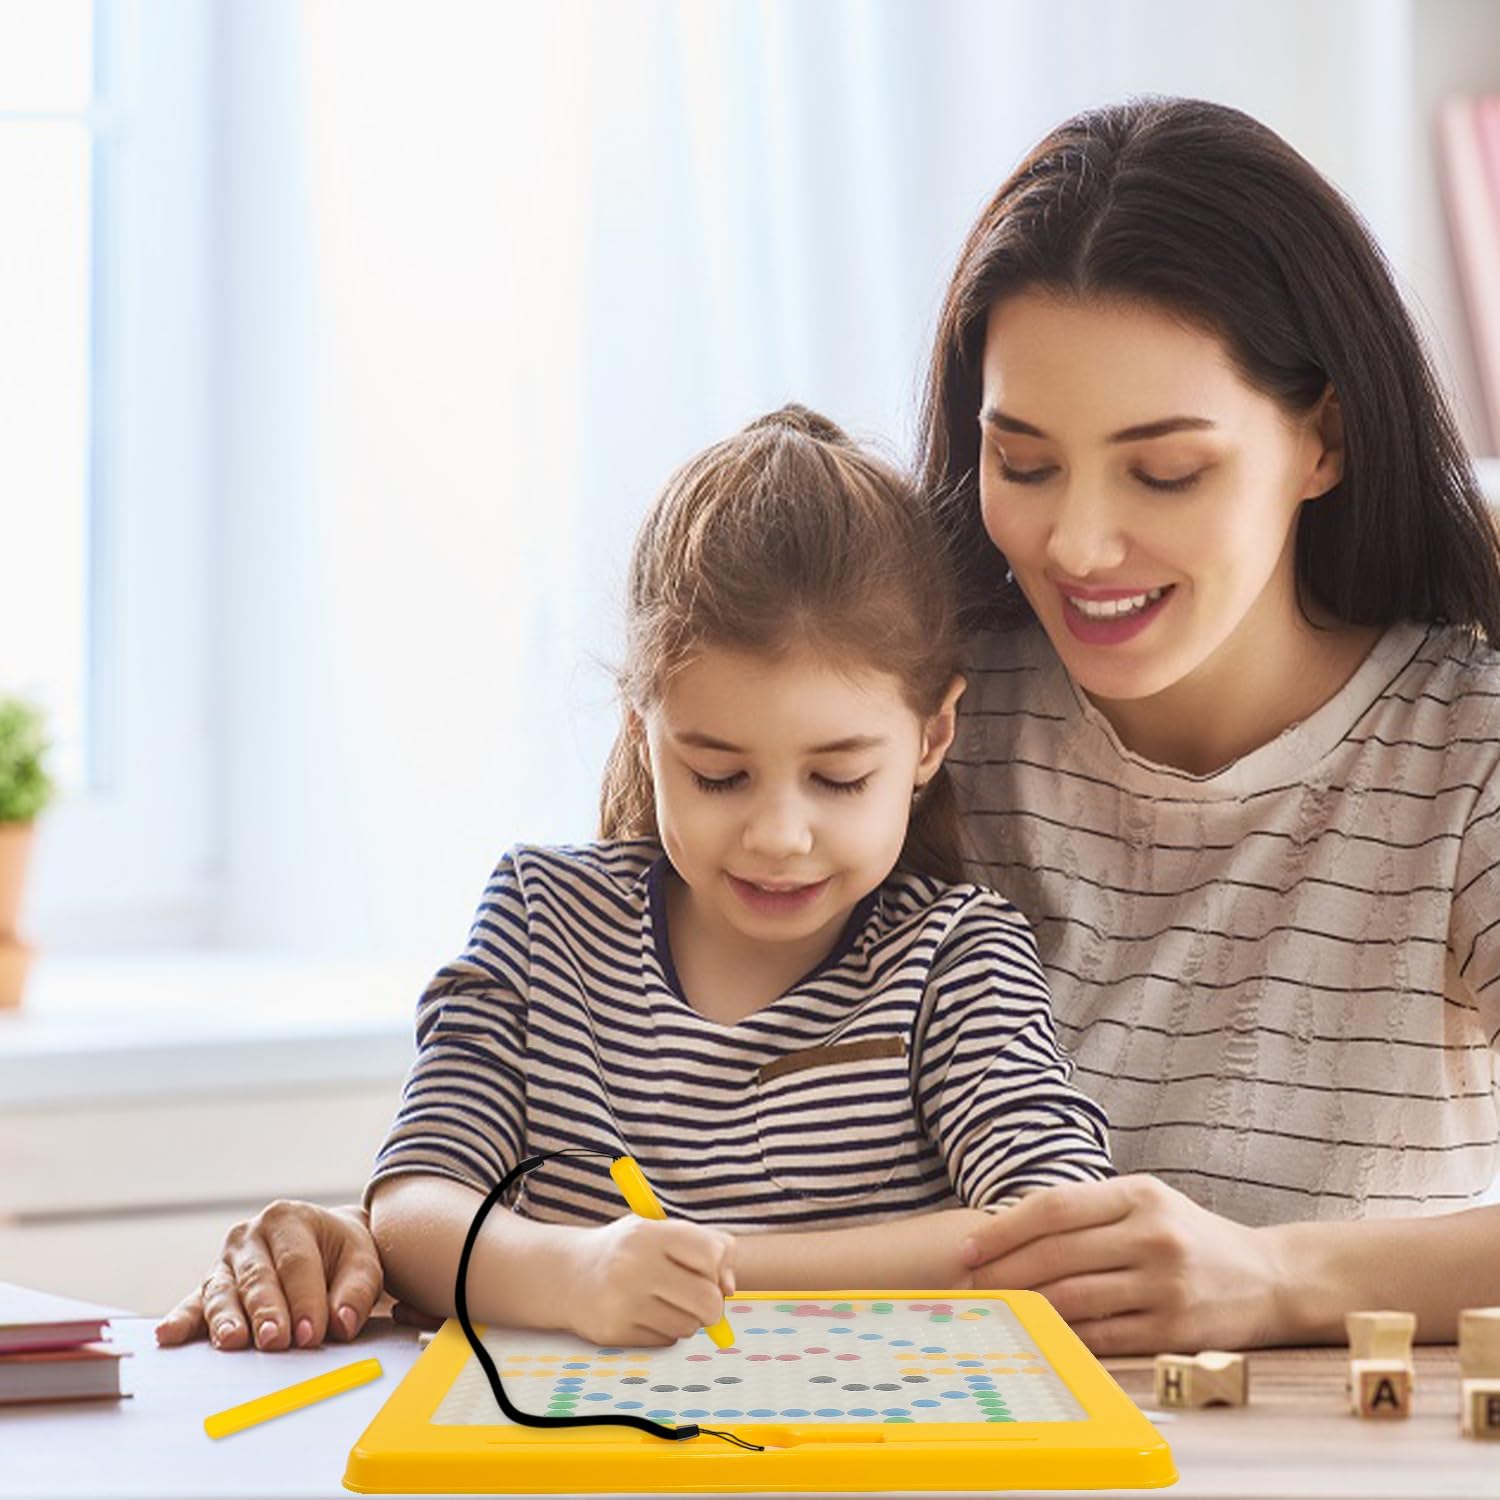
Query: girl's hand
[
  {"left": 959, "top": 1174, "right": 1287, "bottom": 1355},
  {"left": 568, "top": 1215, "right": 736, "bottom": 1348},
  {"left": 154, "top": 1200, "right": 384, "bottom": 1352}
]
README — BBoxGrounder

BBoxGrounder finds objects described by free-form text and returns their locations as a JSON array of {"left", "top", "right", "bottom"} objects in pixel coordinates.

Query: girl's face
[
  {"left": 638, "top": 646, "right": 962, "bottom": 957},
  {"left": 977, "top": 291, "right": 1343, "bottom": 705}
]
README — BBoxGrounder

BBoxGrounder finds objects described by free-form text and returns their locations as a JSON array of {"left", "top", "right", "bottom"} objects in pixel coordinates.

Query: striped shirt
[
  {"left": 364, "top": 841, "right": 1113, "bottom": 1230},
  {"left": 948, "top": 618, "right": 1500, "bottom": 1227}
]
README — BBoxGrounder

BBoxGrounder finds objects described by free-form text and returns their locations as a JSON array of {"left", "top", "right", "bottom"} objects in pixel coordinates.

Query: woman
[{"left": 157, "top": 97, "right": 1500, "bottom": 1357}]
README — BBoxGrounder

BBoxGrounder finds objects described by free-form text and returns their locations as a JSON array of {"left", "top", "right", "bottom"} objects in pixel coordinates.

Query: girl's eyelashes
[
  {"left": 688, "top": 770, "right": 872, "bottom": 796},
  {"left": 1135, "top": 469, "right": 1203, "bottom": 493}
]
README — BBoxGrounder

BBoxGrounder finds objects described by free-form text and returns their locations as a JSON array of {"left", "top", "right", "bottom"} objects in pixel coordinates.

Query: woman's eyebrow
[
  {"left": 674, "top": 730, "right": 887, "bottom": 754},
  {"left": 981, "top": 407, "right": 1217, "bottom": 443}
]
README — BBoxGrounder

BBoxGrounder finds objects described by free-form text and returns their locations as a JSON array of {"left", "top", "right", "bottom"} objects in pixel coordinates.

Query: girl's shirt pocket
[{"left": 753, "top": 1035, "right": 920, "bottom": 1204}]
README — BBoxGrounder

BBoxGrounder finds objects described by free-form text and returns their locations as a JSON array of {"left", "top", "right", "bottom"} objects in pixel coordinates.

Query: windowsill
[{"left": 0, "top": 951, "right": 425, "bottom": 1106}]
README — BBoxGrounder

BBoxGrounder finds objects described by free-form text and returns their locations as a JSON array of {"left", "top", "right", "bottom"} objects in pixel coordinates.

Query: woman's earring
[
  {"left": 912, "top": 782, "right": 925, "bottom": 803},
  {"left": 1003, "top": 565, "right": 1015, "bottom": 586}
]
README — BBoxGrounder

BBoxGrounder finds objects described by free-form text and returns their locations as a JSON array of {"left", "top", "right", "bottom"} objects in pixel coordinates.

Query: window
[{"left": 0, "top": 0, "right": 96, "bottom": 789}]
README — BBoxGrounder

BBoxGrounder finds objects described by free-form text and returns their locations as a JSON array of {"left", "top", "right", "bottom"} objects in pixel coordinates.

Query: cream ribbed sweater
[{"left": 949, "top": 619, "right": 1500, "bottom": 1226}]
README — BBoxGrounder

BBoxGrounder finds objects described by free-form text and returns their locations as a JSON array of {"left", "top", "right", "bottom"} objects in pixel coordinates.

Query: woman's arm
[
  {"left": 732, "top": 1206, "right": 995, "bottom": 1291},
  {"left": 1273, "top": 1203, "right": 1500, "bottom": 1344},
  {"left": 960, "top": 1174, "right": 1500, "bottom": 1354}
]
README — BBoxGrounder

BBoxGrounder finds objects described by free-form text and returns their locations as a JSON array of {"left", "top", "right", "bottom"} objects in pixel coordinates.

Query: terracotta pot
[
  {"left": 0, "top": 821, "right": 34, "bottom": 939},
  {"left": 0, "top": 937, "right": 30, "bottom": 1009}
]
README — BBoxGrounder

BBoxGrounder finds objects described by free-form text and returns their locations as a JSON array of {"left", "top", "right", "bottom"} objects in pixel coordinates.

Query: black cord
[{"left": 453, "top": 1148, "right": 763, "bottom": 1453}]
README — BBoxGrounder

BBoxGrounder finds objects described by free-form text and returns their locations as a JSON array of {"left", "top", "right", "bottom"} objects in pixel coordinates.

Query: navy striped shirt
[{"left": 365, "top": 840, "right": 1114, "bottom": 1230}]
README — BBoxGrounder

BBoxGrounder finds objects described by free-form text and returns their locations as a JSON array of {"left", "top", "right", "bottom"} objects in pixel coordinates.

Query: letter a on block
[{"left": 1352, "top": 1360, "right": 1411, "bottom": 1420}]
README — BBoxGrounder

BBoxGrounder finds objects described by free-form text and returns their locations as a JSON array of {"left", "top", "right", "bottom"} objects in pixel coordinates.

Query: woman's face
[{"left": 977, "top": 291, "right": 1342, "bottom": 704}]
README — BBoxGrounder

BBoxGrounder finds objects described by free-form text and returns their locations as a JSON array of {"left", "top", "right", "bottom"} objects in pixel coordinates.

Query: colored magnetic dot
[
  {"left": 782, "top": 1408, "right": 809, "bottom": 1417},
  {"left": 829, "top": 1326, "right": 851, "bottom": 1334},
  {"left": 748, "top": 1408, "right": 775, "bottom": 1418},
  {"left": 931, "top": 1315, "right": 952, "bottom": 1323},
  {"left": 958, "top": 1361, "right": 983, "bottom": 1369},
  {"left": 647, "top": 1409, "right": 672, "bottom": 1420},
  {"left": 805, "top": 1346, "right": 829, "bottom": 1354},
  {"left": 835, "top": 1354, "right": 860, "bottom": 1362},
  {"left": 816, "top": 1408, "right": 842, "bottom": 1417},
  {"left": 874, "top": 1383, "right": 901, "bottom": 1392},
  {"left": 890, "top": 1339, "right": 913, "bottom": 1347},
  {"left": 620, "top": 1377, "right": 647, "bottom": 1385},
  {"left": 775, "top": 1327, "right": 794, "bottom": 1335},
  {"left": 922, "top": 1346, "right": 944, "bottom": 1354},
  {"left": 810, "top": 1376, "right": 836, "bottom": 1384},
  {"left": 941, "top": 1390, "right": 967, "bottom": 1400},
  {"left": 913, "top": 1398, "right": 940, "bottom": 1408},
  {"left": 616, "top": 1401, "right": 643, "bottom": 1410},
  {"left": 885, "top": 1415, "right": 914, "bottom": 1422},
  {"left": 901, "top": 1376, "right": 929, "bottom": 1384},
  {"left": 682, "top": 1408, "right": 708, "bottom": 1418},
  {"left": 583, "top": 1393, "right": 610, "bottom": 1402},
  {"left": 714, "top": 1376, "right": 742, "bottom": 1384},
  {"left": 683, "top": 1384, "right": 709, "bottom": 1393},
  {"left": 650, "top": 1385, "right": 678, "bottom": 1393},
  {"left": 597, "top": 1347, "right": 625, "bottom": 1354},
  {"left": 686, "top": 1354, "right": 712, "bottom": 1363},
  {"left": 851, "top": 1407, "right": 876, "bottom": 1417},
  {"left": 843, "top": 1383, "right": 870, "bottom": 1392},
  {"left": 714, "top": 1409, "right": 743, "bottom": 1419},
  {"left": 775, "top": 1354, "right": 799, "bottom": 1362},
  {"left": 746, "top": 1327, "right": 766, "bottom": 1336},
  {"left": 872, "top": 1303, "right": 893, "bottom": 1313},
  {"left": 858, "top": 1333, "right": 882, "bottom": 1341},
  {"left": 987, "top": 1413, "right": 1016, "bottom": 1423},
  {"left": 746, "top": 1354, "right": 772, "bottom": 1362},
  {"left": 960, "top": 1310, "right": 984, "bottom": 1320},
  {"left": 881, "top": 1407, "right": 910, "bottom": 1417},
  {"left": 561, "top": 1361, "right": 587, "bottom": 1370}
]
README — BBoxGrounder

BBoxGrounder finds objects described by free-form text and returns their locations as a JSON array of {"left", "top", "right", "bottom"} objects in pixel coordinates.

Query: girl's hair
[
  {"left": 599, "top": 403, "right": 970, "bottom": 884},
  {"left": 918, "top": 95, "right": 1500, "bottom": 641}
]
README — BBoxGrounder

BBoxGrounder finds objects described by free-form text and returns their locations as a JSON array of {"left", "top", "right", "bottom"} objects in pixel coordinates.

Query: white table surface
[{"left": 3, "top": 1320, "right": 1498, "bottom": 1500}]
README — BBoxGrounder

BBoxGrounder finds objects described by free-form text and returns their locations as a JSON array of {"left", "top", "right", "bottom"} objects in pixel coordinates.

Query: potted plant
[{"left": 0, "top": 697, "right": 56, "bottom": 1008}]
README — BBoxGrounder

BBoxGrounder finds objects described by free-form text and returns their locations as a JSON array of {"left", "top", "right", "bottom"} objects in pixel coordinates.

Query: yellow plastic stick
[
  {"left": 204, "top": 1356, "right": 383, "bottom": 1439},
  {"left": 609, "top": 1156, "right": 736, "bottom": 1349}
]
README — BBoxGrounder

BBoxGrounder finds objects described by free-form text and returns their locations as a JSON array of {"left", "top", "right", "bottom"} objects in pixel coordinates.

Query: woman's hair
[
  {"left": 599, "top": 403, "right": 970, "bottom": 884},
  {"left": 918, "top": 95, "right": 1500, "bottom": 641}
]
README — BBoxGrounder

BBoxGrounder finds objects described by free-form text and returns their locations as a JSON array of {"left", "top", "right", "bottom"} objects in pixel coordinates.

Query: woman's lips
[{"left": 1058, "top": 583, "right": 1175, "bottom": 645}]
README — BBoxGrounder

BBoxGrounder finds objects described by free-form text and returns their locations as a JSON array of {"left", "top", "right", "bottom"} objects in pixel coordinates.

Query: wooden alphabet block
[
  {"left": 1350, "top": 1359, "right": 1412, "bottom": 1419},
  {"left": 1153, "top": 1350, "right": 1247, "bottom": 1408},
  {"left": 1460, "top": 1378, "right": 1500, "bottom": 1439},
  {"left": 1458, "top": 1308, "right": 1500, "bottom": 1379},
  {"left": 1345, "top": 1309, "right": 1416, "bottom": 1363}
]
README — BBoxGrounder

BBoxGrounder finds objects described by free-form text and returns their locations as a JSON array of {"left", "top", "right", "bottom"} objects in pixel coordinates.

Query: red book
[
  {"left": 0, "top": 1280, "right": 129, "bottom": 1354},
  {"left": 1438, "top": 95, "right": 1500, "bottom": 454}
]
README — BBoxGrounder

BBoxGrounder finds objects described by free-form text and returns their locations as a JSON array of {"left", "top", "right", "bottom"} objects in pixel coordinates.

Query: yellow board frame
[{"left": 343, "top": 1290, "right": 1176, "bottom": 1492}]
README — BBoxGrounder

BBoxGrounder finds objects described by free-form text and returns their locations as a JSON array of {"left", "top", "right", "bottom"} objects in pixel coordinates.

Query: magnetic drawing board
[{"left": 343, "top": 1290, "right": 1176, "bottom": 1492}]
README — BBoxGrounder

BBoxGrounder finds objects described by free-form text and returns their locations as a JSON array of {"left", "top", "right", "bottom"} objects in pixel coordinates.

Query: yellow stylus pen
[
  {"left": 204, "top": 1356, "right": 383, "bottom": 1439},
  {"left": 609, "top": 1155, "right": 736, "bottom": 1349}
]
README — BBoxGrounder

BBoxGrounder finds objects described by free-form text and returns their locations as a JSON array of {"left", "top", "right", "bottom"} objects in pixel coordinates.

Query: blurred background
[{"left": 3, "top": 0, "right": 1499, "bottom": 1311}]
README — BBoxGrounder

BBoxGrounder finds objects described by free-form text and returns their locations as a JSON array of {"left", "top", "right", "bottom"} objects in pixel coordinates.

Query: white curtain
[{"left": 200, "top": 0, "right": 1482, "bottom": 957}]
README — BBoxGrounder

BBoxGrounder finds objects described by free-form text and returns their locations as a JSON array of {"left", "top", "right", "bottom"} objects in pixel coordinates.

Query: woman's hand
[
  {"left": 154, "top": 1200, "right": 384, "bottom": 1352},
  {"left": 959, "top": 1174, "right": 1288, "bottom": 1355},
  {"left": 568, "top": 1216, "right": 736, "bottom": 1348}
]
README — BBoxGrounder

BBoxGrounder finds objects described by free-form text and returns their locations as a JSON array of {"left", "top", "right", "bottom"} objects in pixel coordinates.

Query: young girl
[
  {"left": 922, "top": 97, "right": 1500, "bottom": 1355},
  {"left": 160, "top": 404, "right": 1112, "bottom": 1354}
]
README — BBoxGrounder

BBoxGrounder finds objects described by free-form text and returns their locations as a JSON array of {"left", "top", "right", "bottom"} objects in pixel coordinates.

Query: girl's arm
[
  {"left": 731, "top": 1205, "right": 996, "bottom": 1291},
  {"left": 369, "top": 1172, "right": 736, "bottom": 1347}
]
